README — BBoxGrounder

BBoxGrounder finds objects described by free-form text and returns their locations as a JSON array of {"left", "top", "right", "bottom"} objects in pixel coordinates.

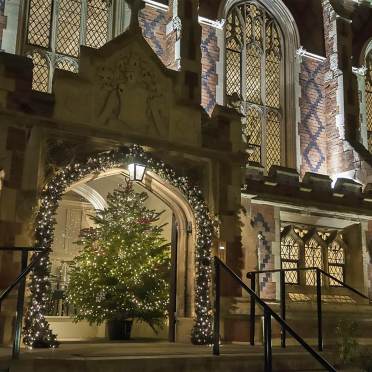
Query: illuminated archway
[{"left": 23, "top": 145, "right": 214, "bottom": 347}]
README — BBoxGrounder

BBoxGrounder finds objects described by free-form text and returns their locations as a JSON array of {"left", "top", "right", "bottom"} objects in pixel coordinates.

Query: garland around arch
[{"left": 23, "top": 145, "right": 214, "bottom": 347}]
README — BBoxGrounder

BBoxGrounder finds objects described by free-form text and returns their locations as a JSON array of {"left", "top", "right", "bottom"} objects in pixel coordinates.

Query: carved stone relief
[{"left": 96, "top": 51, "right": 169, "bottom": 138}]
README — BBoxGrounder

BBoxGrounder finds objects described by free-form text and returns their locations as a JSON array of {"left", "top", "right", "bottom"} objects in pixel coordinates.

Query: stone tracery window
[
  {"left": 280, "top": 226, "right": 346, "bottom": 287},
  {"left": 24, "top": 0, "right": 110, "bottom": 92},
  {"left": 365, "top": 50, "right": 372, "bottom": 152},
  {"left": 225, "top": 1, "right": 282, "bottom": 171}
]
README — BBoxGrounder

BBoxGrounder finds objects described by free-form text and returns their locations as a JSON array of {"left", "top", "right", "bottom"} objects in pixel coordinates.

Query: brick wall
[
  {"left": 248, "top": 203, "right": 277, "bottom": 300},
  {"left": 139, "top": 4, "right": 167, "bottom": 66},
  {"left": 322, "top": 0, "right": 358, "bottom": 177},
  {"left": 201, "top": 24, "right": 219, "bottom": 115},
  {"left": 0, "top": 0, "right": 6, "bottom": 50},
  {"left": 299, "top": 56, "right": 327, "bottom": 176}
]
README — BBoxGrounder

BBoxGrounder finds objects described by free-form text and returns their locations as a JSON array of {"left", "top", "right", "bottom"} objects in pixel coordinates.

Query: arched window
[
  {"left": 24, "top": 0, "right": 110, "bottom": 92},
  {"left": 280, "top": 232, "right": 300, "bottom": 284},
  {"left": 225, "top": 1, "right": 282, "bottom": 171},
  {"left": 327, "top": 240, "right": 345, "bottom": 286},
  {"left": 365, "top": 50, "right": 372, "bottom": 152},
  {"left": 304, "top": 236, "right": 323, "bottom": 286}
]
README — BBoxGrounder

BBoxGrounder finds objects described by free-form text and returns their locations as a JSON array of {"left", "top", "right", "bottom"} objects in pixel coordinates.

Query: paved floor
[{"left": 0, "top": 340, "right": 312, "bottom": 360}]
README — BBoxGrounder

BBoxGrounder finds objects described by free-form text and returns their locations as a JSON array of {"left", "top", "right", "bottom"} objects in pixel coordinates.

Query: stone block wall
[
  {"left": 299, "top": 56, "right": 327, "bottom": 176},
  {"left": 367, "top": 221, "right": 372, "bottom": 298},
  {"left": 201, "top": 24, "right": 219, "bottom": 115},
  {"left": 0, "top": 0, "right": 5, "bottom": 50}
]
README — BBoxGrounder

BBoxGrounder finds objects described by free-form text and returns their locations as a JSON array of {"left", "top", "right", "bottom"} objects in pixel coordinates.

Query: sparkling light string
[{"left": 23, "top": 145, "right": 213, "bottom": 347}]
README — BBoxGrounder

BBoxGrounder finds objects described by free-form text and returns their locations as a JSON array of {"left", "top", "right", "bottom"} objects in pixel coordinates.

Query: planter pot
[{"left": 107, "top": 319, "right": 133, "bottom": 340}]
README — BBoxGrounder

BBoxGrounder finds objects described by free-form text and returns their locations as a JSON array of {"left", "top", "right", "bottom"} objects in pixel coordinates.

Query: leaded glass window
[
  {"left": 366, "top": 51, "right": 372, "bottom": 152},
  {"left": 327, "top": 241, "right": 345, "bottom": 286},
  {"left": 304, "top": 238, "right": 323, "bottom": 286},
  {"left": 24, "top": 0, "right": 110, "bottom": 92},
  {"left": 225, "top": 1, "right": 282, "bottom": 171},
  {"left": 280, "top": 235, "right": 300, "bottom": 284}
]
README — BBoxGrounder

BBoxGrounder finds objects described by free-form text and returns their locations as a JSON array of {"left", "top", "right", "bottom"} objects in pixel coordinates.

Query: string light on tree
[{"left": 23, "top": 145, "right": 214, "bottom": 347}]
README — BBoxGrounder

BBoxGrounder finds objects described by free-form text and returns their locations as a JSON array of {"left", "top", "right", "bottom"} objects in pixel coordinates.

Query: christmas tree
[{"left": 66, "top": 181, "right": 171, "bottom": 331}]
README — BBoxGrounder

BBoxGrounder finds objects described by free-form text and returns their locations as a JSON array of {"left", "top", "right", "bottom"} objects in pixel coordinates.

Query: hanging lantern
[{"left": 128, "top": 161, "right": 146, "bottom": 182}]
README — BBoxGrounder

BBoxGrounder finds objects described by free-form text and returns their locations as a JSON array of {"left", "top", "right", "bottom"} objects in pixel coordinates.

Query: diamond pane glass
[
  {"left": 27, "top": 0, "right": 52, "bottom": 48},
  {"left": 30, "top": 52, "right": 49, "bottom": 92},
  {"left": 225, "top": 1, "right": 282, "bottom": 171},
  {"left": 265, "top": 51, "right": 280, "bottom": 108},
  {"left": 56, "top": 59, "right": 78, "bottom": 73},
  {"left": 226, "top": 46, "right": 241, "bottom": 96},
  {"left": 305, "top": 238, "right": 323, "bottom": 286},
  {"left": 86, "top": 0, "right": 108, "bottom": 49},
  {"left": 328, "top": 241, "right": 344, "bottom": 286},
  {"left": 56, "top": 0, "right": 82, "bottom": 56},
  {"left": 281, "top": 236, "right": 299, "bottom": 284},
  {"left": 266, "top": 111, "right": 281, "bottom": 169},
  {"left": 246, "top": 46, "right": 261, "bottom": 104},
  {"left": 243, "top": 107, "right": 261, "bottom": 163},
  {"left": 329, "top": 266, "right": 344, "bottom": 286}
]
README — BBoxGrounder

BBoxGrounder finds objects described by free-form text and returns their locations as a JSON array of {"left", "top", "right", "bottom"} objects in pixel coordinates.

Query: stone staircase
[{"left": 0, "top": 342, "right": 337, "bottom": 372}]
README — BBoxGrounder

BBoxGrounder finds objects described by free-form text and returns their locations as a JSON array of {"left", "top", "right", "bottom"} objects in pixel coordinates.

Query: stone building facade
[{"left": 0, "top": 0, "right": 372, "bottom": 344}]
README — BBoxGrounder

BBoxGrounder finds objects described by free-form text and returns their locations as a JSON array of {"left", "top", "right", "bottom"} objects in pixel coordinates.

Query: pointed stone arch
[{"left": 23, "top": 145, "right": 214, "bottom": 347}]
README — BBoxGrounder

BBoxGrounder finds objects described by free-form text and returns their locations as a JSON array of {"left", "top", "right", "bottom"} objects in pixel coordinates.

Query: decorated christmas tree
[{"left": 66, "top": 181, "right": 170, "bottom": 333}]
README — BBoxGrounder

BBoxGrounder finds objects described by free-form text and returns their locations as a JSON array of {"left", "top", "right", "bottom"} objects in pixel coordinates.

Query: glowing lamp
[{"left": 128, "top": 162, "right": 146, "bottom": 182}]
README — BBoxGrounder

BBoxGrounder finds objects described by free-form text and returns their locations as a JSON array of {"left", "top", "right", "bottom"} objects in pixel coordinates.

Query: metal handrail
[
  {"left": 213, "top": 257, "right": 336, "bottom": 372},
  {"left": 0, "top": 250, "right": 47, "bottom": 302},
  {"left": 246, "top": 266, "right": 369, "bottom": 300},
  {"left": 246, "top": 266, "right": 369, "bottom": 352},
  {"left": 0, "top": 248, "right": 48, "bottom": 359}
]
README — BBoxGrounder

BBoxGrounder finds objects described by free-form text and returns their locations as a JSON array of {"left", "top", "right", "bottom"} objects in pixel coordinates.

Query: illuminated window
[
  {"left": 327, "top": 240, "right": 345, "bottom": 286},
  {"left": 280, "top": 226, "right": 347, "bottom": 287},
  {"left": 225, "top": 1, "right": 282, "bottom": 171},
  {"left": 366, "top": 51, "right": 372, "bottom": 152},
  {"left": 280, "top": 235, "right": 300, "bottom": 284},
  {"left": 24, "top": 0, "right": 110, "bottom": 92},
  {"left": 304, "top": 237, "right": 323, "bottom": 286}
]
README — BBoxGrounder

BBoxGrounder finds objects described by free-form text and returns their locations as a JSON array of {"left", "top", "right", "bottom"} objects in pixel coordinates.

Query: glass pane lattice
[
  {"left": 56, "top": 0, "right": 82, "bottom": 57},
  {"left": 281, "top": 236, "right": 299, "bottom": 284},
  {"left": 243, "top": 107, "right": 261, "bottom": 163},
  {"left": 266, "top": 111, "right": 281, "bottom": 169},
  {"left": 29, "top": 52, "right": 49, "bottom": 92},
  {"left": 305, "top": 238, "right": 323, "bottom": 286},
  {"left": 225, "top": 1, "right": 282, "bottom": 170},
  {"left": 328, "top": 241, "right": 345, "bottom": 286},
  {"left": 86, "top": 0, "right": 108, "bottom": 49},
  {"left": 27, "top": 0, "right": 53, "bottom": 48}
]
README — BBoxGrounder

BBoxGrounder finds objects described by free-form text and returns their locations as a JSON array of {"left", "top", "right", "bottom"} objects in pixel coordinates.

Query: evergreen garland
[{"left": 23, "top": 145, "right": 213, "bottom": 347}]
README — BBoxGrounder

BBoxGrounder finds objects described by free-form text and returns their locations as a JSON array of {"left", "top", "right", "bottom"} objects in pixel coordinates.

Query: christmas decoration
[
  {"left": 67, "top": 181, "right": 171, "bottom": 330},
  {"left": 24, "top": 145, "right": 214, "bottom": 347}
]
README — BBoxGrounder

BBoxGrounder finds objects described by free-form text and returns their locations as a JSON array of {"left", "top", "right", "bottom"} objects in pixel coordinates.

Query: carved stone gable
[{"left": 95, "top": 48, "right": 170, "bottom": 137}]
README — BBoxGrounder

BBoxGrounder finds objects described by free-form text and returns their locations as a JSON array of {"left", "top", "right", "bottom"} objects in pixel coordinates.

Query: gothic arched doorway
[{"left": 23, "top": 146, "right": 214, "bottom": 347}]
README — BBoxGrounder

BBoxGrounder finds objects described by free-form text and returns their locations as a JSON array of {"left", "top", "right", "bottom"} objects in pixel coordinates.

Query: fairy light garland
[{"left": 23, "top": 145, "right": 213, "bottom": 347}]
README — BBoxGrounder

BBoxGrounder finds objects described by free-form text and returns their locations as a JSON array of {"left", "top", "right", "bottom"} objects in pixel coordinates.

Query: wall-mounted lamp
[{"left": 128, "top": 161, "right": 146, "bottom": 182}]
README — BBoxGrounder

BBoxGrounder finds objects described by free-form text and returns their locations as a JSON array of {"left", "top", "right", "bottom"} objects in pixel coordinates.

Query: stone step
[{"left": 0, "top": 342, "right": 338, "bottom": 372}]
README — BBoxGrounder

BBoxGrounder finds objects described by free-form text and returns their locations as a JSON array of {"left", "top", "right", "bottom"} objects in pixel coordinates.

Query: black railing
[
  {"left": 213, "top": 257, "right": 336, "bottom": 372},
  {"left": 0, "top": 247, "right": 47, "bottom": 359},
  {"left": 247, "top": 267, "right": 369, "bottom": 352}
]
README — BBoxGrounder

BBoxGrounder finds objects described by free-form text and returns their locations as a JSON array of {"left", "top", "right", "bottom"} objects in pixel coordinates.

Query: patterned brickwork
[
  {"left": 139, "top": 5, "right": 167, "bottom": 65},
  {"left": 250, "top": 204, "right": 276, "bottom": 300},
  {"left": 201, "top": 24, "right": 219, "bottom": 115},
  {"left": 299, "top": 57, "right": 327, "bottom": 176},
  {"left": 322, "top": 0, "right": 358, "bottom": 177},
  {"left": 0, "top": 0, "right": 6, "bottom": 51}
]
